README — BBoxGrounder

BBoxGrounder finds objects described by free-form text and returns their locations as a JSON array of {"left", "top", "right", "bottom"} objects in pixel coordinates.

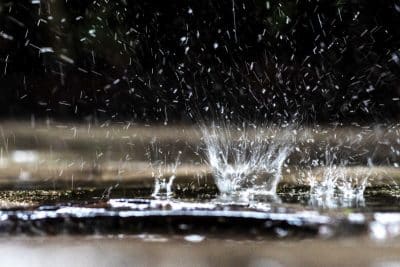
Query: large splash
[{"left": 201, "top": 123, "right": 292, "bottom": 199}]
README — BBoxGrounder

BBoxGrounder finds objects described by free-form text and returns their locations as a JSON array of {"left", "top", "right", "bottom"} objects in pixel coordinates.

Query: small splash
[
  {"left": 201, "top": 123, "right": 292, "bottom": 199},
  {"left": 307, "top": 151, "right": 369, "bottom": 208},
  {"left": 147, "top": 139, "right": 182, "bottom": 199}
]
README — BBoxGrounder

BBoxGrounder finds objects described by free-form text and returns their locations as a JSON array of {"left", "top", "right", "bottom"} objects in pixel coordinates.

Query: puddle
[{"left": 0, "top": 184, "right": 398, "bottom": 239}]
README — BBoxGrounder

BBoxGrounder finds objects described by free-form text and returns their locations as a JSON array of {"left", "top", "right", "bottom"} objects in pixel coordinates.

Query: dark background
[{"left": 1, "top": 0, "right": 400, "bottom": 124}]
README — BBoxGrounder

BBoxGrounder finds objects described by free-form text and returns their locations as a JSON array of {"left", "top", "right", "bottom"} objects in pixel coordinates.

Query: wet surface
[
  {"left": 0, "top": 123, "right": 399, "bottom": 266},
  {"left": 0, "top": 184, "right": 399, "bottom": 240}
]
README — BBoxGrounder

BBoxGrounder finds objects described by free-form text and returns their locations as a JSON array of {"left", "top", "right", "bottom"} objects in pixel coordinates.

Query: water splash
[
  {"left": 201, "top": 123, "right": 292, "bottom": 199},
  {"left": 147, "top": 140, "right": 182, "bottom": 199},
  {"left": 308, "top": 150, "right": 369, "bottom": 208}
]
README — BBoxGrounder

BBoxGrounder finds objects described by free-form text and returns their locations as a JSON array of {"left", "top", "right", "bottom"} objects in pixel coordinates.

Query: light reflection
[{"left": 11, "top": 150, "right": 38, "bottom": 163}]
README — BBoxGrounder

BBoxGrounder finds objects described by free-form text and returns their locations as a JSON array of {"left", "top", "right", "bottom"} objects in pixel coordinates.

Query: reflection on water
[
  {"left": 184, "top": 234, "right": 205, "bottom": 243},
  {"left": 11, "top": 150, "right": 39, "bottom": 164},
  {"left": 0, "top": 185, "right": 398, "bottom": 239},
  {"left": 308, "top": 194, "right": 365, "bottom": 209}
]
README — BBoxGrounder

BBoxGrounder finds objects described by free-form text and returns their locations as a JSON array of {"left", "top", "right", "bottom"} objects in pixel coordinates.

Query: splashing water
[
  {"left": 147, "top": 140, "right": 182, "bottom": 199},
  {"left": 201, "top": 123, "right": 292, "bottom": 199},
  {"left": 308, "top": 150, "right": 370, "bottom": 208},
  {"left": 336, "top": 169, "right": 369, "bottom": 200}
]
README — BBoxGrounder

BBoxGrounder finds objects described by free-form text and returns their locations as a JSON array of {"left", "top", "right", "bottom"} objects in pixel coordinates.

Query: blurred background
[{"left": 1, "top": 0, "right": 400, "bottom": 124}]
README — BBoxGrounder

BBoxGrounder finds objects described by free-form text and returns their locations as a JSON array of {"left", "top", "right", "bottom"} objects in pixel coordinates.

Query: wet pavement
[{"left": 0, "top": 122, "right": 400, "bottom": 266}]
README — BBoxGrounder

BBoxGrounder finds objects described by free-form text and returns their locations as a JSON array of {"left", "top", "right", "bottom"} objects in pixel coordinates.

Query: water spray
[
  {"left": 201, "top": 123, "right": 292, "bottom": 199},
  {"left": 147, "top": 140, "right": 182, "bottom": 199},
  {"left": 308, "top": 149, "right": 370, "bottom": 208}
]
